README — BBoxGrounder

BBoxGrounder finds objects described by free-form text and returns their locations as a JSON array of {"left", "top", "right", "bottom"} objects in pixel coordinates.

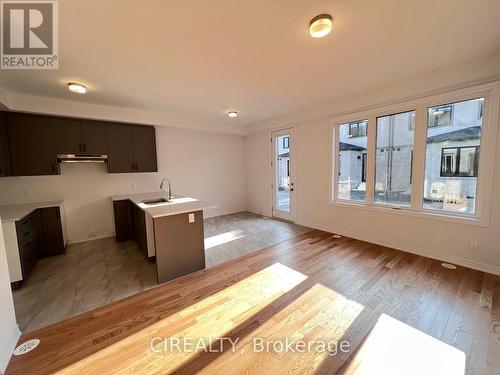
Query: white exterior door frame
[{"left": 271, "top": 127, "right": 296, "bottom": 222}]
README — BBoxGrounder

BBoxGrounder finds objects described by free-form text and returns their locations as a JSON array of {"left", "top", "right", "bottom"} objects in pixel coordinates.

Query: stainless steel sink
[{"left": 141, "top": 198, "right": 169, "bottom": 205}]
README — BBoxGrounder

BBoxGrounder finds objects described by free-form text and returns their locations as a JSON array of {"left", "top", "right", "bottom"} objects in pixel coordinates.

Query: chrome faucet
[{"left": 160, "top": 178, "right": 173, "bottom": 200}]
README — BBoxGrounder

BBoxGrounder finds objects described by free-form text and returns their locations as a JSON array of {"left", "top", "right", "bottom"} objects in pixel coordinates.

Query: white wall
[
  {"left": 245, "top": 55, "right": 500, "bottom": 274},
  {"left": 0, "top": 126, "right": 246, "bottom": 243},
  {"left": 245, "top": 131, "right": 271, "bottom": 216},
  {"left": 0, "top": 223, "right": 20, "bottom": 373}
]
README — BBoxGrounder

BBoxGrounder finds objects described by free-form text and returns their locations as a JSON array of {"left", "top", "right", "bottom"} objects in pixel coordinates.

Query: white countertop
[
  {"left": 110, "top": 191, "right": 217, "bottom": 218},
  {"left": 0, "top": 200, "right": 64, "bottom": 222}
]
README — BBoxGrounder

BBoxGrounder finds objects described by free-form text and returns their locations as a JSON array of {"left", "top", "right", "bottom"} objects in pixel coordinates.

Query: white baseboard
[
  {"left": 300, "top": 221, "right": 500, "bottom": 276},
  {"left": 0, "top": 324, "right": 21, "bottom": 374},
  {"left": 245, "top": 208, "right": 271, "bottom": 217}
]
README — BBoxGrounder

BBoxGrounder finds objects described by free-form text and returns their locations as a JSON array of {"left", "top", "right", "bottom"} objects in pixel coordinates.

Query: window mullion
[
  {"left": 410, "top": 104, "right": 427, "bottom": 210},
  {"left": 365, "top": 114, "right": 377, "bottom": 205}
]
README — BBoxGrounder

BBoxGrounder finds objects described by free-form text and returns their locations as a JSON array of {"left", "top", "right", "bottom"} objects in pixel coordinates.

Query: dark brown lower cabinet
[
  {"left": 14, "top": 206, "right": 65, "bottom": 286},
  {"left": 132, "top": 204, "right": 147, "bottom": 256},
  {"left": 112, "top": 200, "right": 147, "bottom": 256},
  {"left": 39, "top": 207, "right": 65, "bottom": 257},
  {"left": 113, "top": 200, "right": 133, "bottom": 241},
  {"left": 15, "top": 211, "right": 40, "bottom": 282}
]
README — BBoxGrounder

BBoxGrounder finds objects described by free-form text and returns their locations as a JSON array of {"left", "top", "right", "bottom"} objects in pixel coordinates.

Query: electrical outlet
[
  {"left": 470, "top": 240, "right": 479, "bottom": 250},
  {"left": 22, "top": 189, "right": 30, "bottom": 197},
  {"left": 188, "top": 213, "right": 195, "bottom": 223},
  {"left": 89, "top": 230, "right": 97, "bottom": 238},
  {"left": 131, "top": 184, "right": 137, "bottom": 190}
]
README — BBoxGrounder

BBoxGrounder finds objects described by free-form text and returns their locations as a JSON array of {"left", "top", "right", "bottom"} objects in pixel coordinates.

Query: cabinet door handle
[
  {"left": 83, "top": 144, "right": 86, "bottom": 152},
  {"left": 78, "top": 144, "right": 82, "bottom": 152},
  {"left": 51, "top": 163, "right": 56, "bottom": 172}
]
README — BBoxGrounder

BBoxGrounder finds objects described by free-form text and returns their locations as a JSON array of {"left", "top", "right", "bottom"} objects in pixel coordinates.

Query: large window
[
  {"left": 374, "top": 111, "right": 415, "bottom": 206},
  {"left": 337, "top": 120, "right": 368, "bottom": 201},
  {"left": 423, "top": 98, "right": 484, "bottom": 214},
  {"left": 332, "top": 85, "right": 497, "bottom": 224}
]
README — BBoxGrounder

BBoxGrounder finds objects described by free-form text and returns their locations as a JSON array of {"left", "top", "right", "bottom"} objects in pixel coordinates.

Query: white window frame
[{"left": 330, "top": 82, "right": 500, "bottom": 227}]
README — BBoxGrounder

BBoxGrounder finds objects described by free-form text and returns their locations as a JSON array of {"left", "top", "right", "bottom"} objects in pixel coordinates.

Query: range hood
[{"left": 57, "top": 154, "right": 108, "bottom": 163}]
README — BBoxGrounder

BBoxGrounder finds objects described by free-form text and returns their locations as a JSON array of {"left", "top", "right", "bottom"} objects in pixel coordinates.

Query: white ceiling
[{"left": 1, "top": 0, "right": 499, "bottom": 127}]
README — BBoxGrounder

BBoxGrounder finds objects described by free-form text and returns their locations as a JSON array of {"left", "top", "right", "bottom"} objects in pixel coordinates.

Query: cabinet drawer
[
  {"left": 18, "top": 227, "right": 35, "bottom": 247},
  {"left": 19, "top": 239, "right": 37, "bottom": 279},
  {"left": 17, "top": 215, "right": 33, "bottom": 230}
]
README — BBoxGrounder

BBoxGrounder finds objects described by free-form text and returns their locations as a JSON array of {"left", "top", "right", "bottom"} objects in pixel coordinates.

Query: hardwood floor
[{"left": 6, "top": 230, "right": 500, "bottom": 374}]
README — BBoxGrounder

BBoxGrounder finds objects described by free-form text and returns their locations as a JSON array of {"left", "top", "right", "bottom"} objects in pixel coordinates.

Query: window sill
[{"left": 330, "top": 200, "right": 489, "bottom": 227}]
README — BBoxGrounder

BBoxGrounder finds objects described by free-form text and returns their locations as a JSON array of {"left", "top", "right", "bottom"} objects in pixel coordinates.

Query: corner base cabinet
[{"left": 2, "top": 202, "right": 67, "bottom": 288}]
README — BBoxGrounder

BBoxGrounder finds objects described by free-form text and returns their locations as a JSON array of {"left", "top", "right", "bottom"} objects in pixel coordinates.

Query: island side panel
[{"left": 153, "top": 210, "right": 205, "bottom": 284}]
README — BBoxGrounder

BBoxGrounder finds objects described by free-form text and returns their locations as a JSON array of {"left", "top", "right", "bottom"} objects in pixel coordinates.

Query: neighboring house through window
[
  {"left": 440, "top": 146, "right": 479, "bottom": 177},
  {"left": 429, "top": 105, "right": 452, "bottom": 127},
  {"left": 283, "top": 136, "right": 289, "bottom": 149},
  {"left": 348, "top": 121, "right": 367, "bottom": 137}
]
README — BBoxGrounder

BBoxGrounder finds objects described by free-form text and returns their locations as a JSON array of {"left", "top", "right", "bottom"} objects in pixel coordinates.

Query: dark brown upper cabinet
[
  {"left": 54, "top": 118, "right": 107, "bottom": 155},
  {"left": 0, "top": 112, "right": 12, "bottom": 177},
  {"left": 107, "top": 124, "right": 157, "bottom": 173},
  {"left": 80, "top": 121, "right": 107, "bottom": 154},
  {"left": 53, "top": 118, "right": 81, "bottom": 154},
  {"left": 6, "top": 113, "right": 58, "bottom": 176},
  {"left": 133, "top": 125, "right": 157, "bottom": 172},
  {"left": 1, "top": 111, "right": 156, "bottom": 176},
  {"left": 106, "top": 124, "right": 135, "bottom": 173}
]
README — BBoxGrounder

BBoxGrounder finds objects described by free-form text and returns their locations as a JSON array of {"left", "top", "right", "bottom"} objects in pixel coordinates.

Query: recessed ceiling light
[
  {"left": 228, "top": 111, "right": 238, "bottom": 118},
  {"left": 309, "top": 14, "right": 333, "bottom": 38},
  {"left": 68, "top": 82, "right": 86, "bottom": 94}
]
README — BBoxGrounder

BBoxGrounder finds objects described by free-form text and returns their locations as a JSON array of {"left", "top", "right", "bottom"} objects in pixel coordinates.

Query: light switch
[{"left": 188, "top": 213, "right": 195, "bottom": 223}]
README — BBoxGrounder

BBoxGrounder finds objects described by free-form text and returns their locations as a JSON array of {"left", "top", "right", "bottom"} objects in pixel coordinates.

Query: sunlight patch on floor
[
  {"left": 56, "top": 263, "right": 308, "bottom": 374},
  {"left": 204, "top": 229, "right": 247, "bottom": 249},
  {"left": 197, "top": 282, "right": 365, "bottom": 373},
  {"left": 342, "top": 313, "right": 466, "bottom": 375}
]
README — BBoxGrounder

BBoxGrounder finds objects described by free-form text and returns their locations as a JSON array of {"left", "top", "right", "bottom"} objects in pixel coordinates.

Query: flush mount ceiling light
[
  {"left": 309, "top": 14, "right": 333, "bottom": 38},
  {"left": 227, "top": 111, "right": 238, "bottom": 118},
  {"left": 68, "top": 82, "right": 86, "bottom": 94}
]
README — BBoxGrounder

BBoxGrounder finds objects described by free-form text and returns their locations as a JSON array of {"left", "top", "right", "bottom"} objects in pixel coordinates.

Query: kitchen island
[{"left": 110, "top": 192, "right": 217, "bottom": 283}]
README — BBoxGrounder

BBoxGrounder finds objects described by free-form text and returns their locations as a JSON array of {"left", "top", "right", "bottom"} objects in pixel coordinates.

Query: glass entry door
[{"left": 272, "top": 128, "right": 295, "bottom": 221}]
